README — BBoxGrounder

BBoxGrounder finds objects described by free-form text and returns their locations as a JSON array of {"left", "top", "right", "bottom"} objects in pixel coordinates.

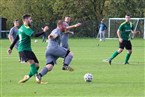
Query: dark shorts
[
  {"left": 119, "top": 40, "right": 132, "bottom": 50},
  {"left": 19, "top": 50, "right": 39, "bottom": 63}
]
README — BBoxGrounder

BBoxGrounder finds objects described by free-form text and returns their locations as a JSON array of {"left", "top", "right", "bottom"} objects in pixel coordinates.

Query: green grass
[{"left": 0, "top": 38, "right": 144, "bottom": 97}]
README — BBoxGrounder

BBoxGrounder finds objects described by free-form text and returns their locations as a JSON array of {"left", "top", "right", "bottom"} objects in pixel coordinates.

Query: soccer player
[
  {"left": 8, "top": 20, "right": 25, "bottom": 63},
  {"left": 36, "top": 20, "right": 74, "bottom": 83},
  {"left": 8, "top": 14, "right": 49, "bottom": 83},
  {"left": 61, "top": 16, "right": 81, "bottom": 49},
  {"left": 98, "top": 19, "right": 107, "bottom": 41},
  {"left": 108, "top": 14, "right": 135, "bottom": 65},
  {"left": 42, "top": 30, "right": 47, "bottom": 42},
  {"left": 8, "top": 20, "right": 19, "bottom": 49}
]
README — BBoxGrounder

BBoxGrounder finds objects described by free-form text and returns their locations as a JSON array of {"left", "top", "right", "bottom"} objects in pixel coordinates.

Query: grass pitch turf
[{"left": 0, "top": 38, "right": 144, "bottom": 97}]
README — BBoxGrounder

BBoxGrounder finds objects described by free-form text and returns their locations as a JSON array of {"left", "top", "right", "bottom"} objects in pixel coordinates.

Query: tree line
[{"left": 0, "top": 0, "right": 145, "bottom": 37}]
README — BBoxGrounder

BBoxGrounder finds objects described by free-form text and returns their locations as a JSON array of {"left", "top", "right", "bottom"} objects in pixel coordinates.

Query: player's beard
[
  {"left": 61, "top": 28, "right": 66, "bottom": 32},
  {"left": 28, "top": 23, "right": 31, "bottom": 27}
]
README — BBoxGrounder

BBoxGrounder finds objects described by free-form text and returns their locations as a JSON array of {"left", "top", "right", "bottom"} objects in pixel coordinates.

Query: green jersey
[
  {"left": 17, "top": 25, "right": 34, "bottom": 52},
  {"left": 118, "top": 21, "right": 134, "bottom": 41}
]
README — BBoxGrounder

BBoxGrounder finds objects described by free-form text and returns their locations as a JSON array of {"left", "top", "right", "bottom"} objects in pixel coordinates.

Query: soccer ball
[
  {"left": 84, "top": 73, "right": 93, "bottom": 82},
  {"left": 34, "top": 39, "right": 38, "bottom": 43}
]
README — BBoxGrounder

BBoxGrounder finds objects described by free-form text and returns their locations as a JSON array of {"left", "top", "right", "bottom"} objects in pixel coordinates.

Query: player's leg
[
  {"left": 19, "top": 59, "right": 38, "bottom": 83},
  {"left": 124, "top": 41, "right": 132, "bottom": 64},
  {"left": 36, "top": 63, "right": 54, "bottom": 84},
  {"left": 62, "top": 51, "right": 74, "bottom": 71},
  {"left": 19, "top": 51, "right": 39, "bottom": 83},
  {"left": 36, "top": 55, "right": 56, "bottom": 84},
  {"left": 102, "top": 31, "right": 105, "bottom": 41},
  {"left": 99, "top": 31, "right": 103, "bottom": 41},
  {"left": 52, "top": 47, "right": 74, "bottom": 71},
  {"left": 27, "top": 52, "right": 40, "bottom": 78},
  {"left": 15, "top": 45, "right": 25, "bottom": 63},
  {"left": 108, "top": 41, "right": 124, "bottom": 65}
]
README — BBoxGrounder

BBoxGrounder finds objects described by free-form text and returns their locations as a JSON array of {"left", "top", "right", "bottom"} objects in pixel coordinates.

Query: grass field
[{"left": 0, "top": 38, "right": 144, "bottom": 97}]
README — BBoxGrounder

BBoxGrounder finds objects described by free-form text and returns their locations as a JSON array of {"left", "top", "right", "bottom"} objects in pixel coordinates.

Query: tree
[{"left": 108, "top": 0, "right": 145, "bottom": 18}]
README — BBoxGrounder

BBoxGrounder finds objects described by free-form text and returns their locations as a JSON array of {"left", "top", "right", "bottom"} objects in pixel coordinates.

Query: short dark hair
[
  {"left": 22, "top": 14, "right": 31, "bottom": 19},
  {"left": 126, "top": 14, "right": 130, "bottom": 17},
  {"left": 57, "top": 20, "right": 64, "bottom": 26}
]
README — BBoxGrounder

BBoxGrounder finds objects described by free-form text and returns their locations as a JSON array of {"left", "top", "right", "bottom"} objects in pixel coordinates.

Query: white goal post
[{"left": 108, "top": 18, "right": 145, "bottom": 39}]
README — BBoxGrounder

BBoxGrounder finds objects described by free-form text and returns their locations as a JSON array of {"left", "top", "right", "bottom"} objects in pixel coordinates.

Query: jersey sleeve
[
  {"left": 51, "top": 29, "right": 59, "bottom": 36},
  {"left": 118, "top": 24, "right": 124, "bottom": 31},
  {"left": 9, "top": 28, "right": 14, "bottom": 36}
]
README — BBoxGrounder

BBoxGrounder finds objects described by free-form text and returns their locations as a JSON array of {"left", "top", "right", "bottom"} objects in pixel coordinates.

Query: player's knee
[
  {"left": 35, "top": 63, "right": 39, "bottom": 70},
  {"left": 118, "top": 49, "right": 123, "bottom": 53},
  {"left": 128, "top": 50, "right": 132, "bottom": 54},
  {"left": 46, "top": 62, "right": 54, "bottom": 71},
  {"left": 69, "top": 52, "right": 73, "bottom": 57},
  {"left": 27, "top": 60, "right": 35, "bottom": 64},
  {"left": 68, "top": 52, "right": 73, "bottom": 59},
  {"left": 46, "top": 64, "right": 54, "bottom": 71}
]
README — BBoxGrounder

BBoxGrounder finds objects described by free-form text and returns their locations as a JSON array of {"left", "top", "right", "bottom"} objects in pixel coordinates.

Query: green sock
[
  {"left": 110, "top": 51, "right": 119, "bottom": 60},
  {"left": 28, "top": 64, "right": 38, "bottom": 77},
  {"left": 125, "top": 53, "right": 131, "bottom": 63}
]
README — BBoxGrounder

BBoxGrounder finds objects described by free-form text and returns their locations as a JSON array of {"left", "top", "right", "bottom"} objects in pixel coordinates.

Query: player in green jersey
[
  {"left": 108, "top": 14, "right": 136, "bottom": 65},
  {"left": 8, "top": 14, "right": 49, "bottom": 83}
]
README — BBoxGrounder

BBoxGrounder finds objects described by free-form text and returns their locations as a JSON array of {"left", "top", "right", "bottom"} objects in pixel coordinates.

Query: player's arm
[
  {"left": 48, "top": 34, "right": 58, "bottom": 39},
  {"left": 8, "top": 35, "right": 19, "bottom": 55},
  {"left": 117, "top": 24, "right": 124, "bottom": 43},
  {"left": 66, "top": 23, "right": 81, "bottom": 30},
  {"left": 8, "top": 29, "right": 14, "bottom": 44},
  {"left": 64, "top": 31, "right": 74, "bottom": 34},
  {"left": 8, "top": 34, "right": 14, "bottom": 44},
  {"left": 117, "top": 30, "right": 123, "bottom": 43},
  {"left": 104, "top": 24, "right": 107, "bottom": 30},
  {"left": 33, "top": 26, "right": 49, "bottom": 37}
]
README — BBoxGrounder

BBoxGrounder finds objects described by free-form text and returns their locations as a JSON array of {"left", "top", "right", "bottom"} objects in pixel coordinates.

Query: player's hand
[
  {"left": 42, "top": 26, "right": 49, "bottom": 32},
  {"left": 134, "top": 31, "right": 140, "bottom": 35},
  {"left": 8, "top": 48, "right": 12, "bottom": 55},
  {"left": 119, "top": 38, "right": 123, "bottom": 43},
  {"left": 75, "top": 23, "right": 81, "bottom": 27},
  {"left": 48, "top": 35, "right": 53, "bottom": 39}
]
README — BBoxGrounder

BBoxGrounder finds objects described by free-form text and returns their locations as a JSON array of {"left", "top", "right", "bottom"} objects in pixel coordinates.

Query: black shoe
[{"left": 124, "top": 62, "right": 129, "bottom": 65}]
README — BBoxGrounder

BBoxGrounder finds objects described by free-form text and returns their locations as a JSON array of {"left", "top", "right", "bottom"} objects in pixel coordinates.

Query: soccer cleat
[
  {"left": 18, "top": 75, "right": 29, "bottom": 83},
  {"left": 35, "top": 74, "right": 48, "bottom": 84},
  {"left": 20, "top": 61, "right": 25, "bottom": 64},
  {"left": 35, "top": 73, "right": 42, "bottom": 84},
  {"left": 62, "top": 66, "right": 74, "bottom": 72},
  {"left": 39, "top": 81, "right": 48, "bottom": 84},
  {"left": 124, "top": 62, "right": 129, "bottom": 65}
]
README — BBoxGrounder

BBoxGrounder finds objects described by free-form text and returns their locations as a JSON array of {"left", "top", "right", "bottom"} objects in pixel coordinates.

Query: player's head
[
  {"left": 22, "top": 14, "right": 32, "bottom": 26},
  {"left": 125, "top": 14, "right": 131, "bottom": 22},
  {"left": 57, "top": 20, "right": 66, "bottom": 32},
  {"left": 13, "top": 20, "right": 19, "bottom": 27},
  {"left": 64, "top": 16, "right": 71, "bottom": 23}
]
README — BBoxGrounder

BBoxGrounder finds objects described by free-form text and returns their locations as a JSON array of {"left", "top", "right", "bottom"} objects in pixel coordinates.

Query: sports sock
[
  {"left": 28, "top": 64, "right": 38, "bottom": 77},
  {"left": 110, "top": 51, "right": 119, "bottom": 60},
  {"left": 39, "top": 67, "right": 48, "bottom": 77},
  {"left": 64, "top": 53, "right": 73, "bottom": 66},
  {"left": 28, "top": 66, "right": 39, "bottom": 78},
  {"left": 124, "top": 53, "right": 131, "bottom": 63}
]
